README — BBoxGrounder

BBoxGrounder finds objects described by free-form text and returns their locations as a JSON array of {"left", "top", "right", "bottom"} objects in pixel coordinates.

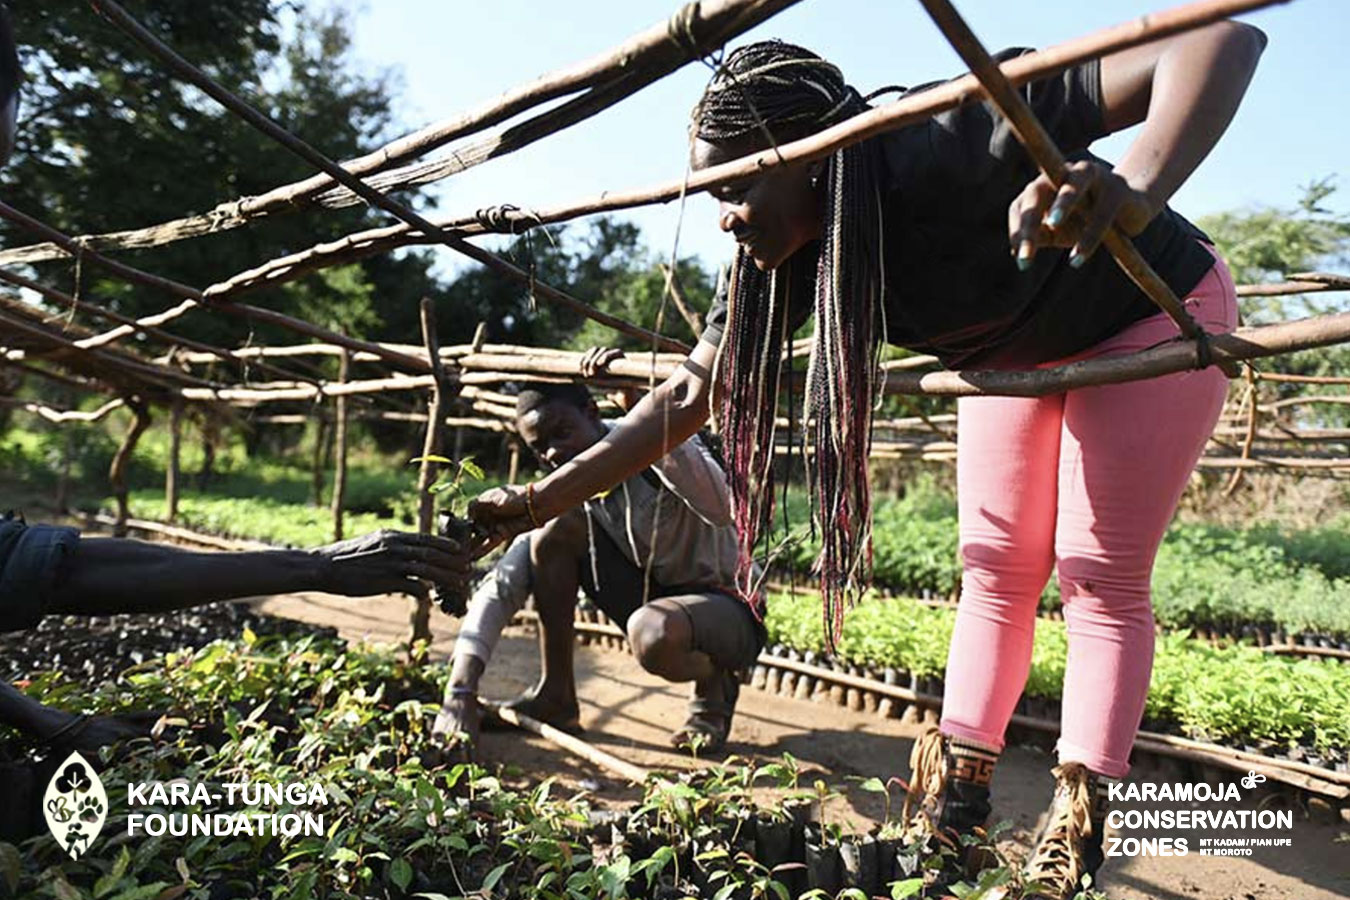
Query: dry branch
[
  {"left": 0, "top": 200, "right": 431, "bottom": 373},
  {"left": 487, "top": 703, "right": 649, "bottom": 784},
  {"left": 331, "top": 350, "right": 350, "bottom": 541},
  {"left": 412, "top": 298, "right": 450, "bottom": 647},
  {"left": 0, "top": 396, "right": 125, "bottom": 423},
  {"left": 658, "top": 262, "right": 705, "bottom": 335},
  {"left": 3, "top": 0, "right": 800, "bottom": 268},
  {"left": 0, "top": 266, "right": 319, "bottom": 388},
  {"left": 880, "top": 312, "right": 1350, "bottom": 397},
  {"left": 90, "top": 0, "right": 688, "bottom": 354}
]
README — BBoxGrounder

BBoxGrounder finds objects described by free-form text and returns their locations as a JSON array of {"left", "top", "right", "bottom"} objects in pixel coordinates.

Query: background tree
[
  {"left": 1197, "top": 176, "right": 1350, "bottom": 424},
  {"left": 1, "top": 2, "right": 431, "bottom": 349}
]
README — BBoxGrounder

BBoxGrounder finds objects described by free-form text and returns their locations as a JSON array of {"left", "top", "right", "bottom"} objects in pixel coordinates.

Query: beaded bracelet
[{"left": 447, "top": 685, "right": 478, "bottom": 698}]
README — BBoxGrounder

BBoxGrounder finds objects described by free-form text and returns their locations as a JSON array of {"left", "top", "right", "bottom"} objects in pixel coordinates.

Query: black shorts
[{"left": 577, "top": 524, "right": 765, "bottom": 672}]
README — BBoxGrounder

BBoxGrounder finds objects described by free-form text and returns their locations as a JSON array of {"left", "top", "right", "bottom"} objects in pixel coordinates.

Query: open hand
[
  {"left": 1008, "top": 159, "right": 1158, "bottom": 270},
  {"left": 311, "top": 530, "right": 471, "bottom": 600}
]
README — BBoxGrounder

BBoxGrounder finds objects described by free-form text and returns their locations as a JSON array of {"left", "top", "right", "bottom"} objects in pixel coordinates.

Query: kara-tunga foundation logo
[
  {"left": 43, "top": 751, "right": 108, "bottom": 860},
  {"left": 42, "top": 751, "right": 333, "bottom": 860}
]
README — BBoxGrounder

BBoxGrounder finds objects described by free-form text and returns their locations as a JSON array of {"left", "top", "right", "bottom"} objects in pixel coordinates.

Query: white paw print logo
[{"left": 43, "top": 752, "right": 108, "bottom": 860}]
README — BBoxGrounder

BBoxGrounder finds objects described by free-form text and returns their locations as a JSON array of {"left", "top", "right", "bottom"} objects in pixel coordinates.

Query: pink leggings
[{"left": 939, "top": 247, "right": 1238, "bottom": 778}]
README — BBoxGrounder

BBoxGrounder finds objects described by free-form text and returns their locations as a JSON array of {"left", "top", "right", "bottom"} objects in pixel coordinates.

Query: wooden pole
[
  {"left": 507, "top": 441, "right": 522, "bottom": 485},
  {"left": 166, "top": 398, "right": 182, "bottom": 522},
  {"left": 0, "top": 265, "right": 318, "bottom": 387},
  {"left": 1, "top": 0, "right": 799, "bottom": 267},
  {"left": 310, "top": 415, "right": 329, "bottom": 507},
  {"left": 412, "top": 299, "right": 448, "bottom": 648},
  {"left": 487, "top": 703, "right": 649, "bottom": 784},
  {"left": 0, "top": 201, "right": 432, "bottom": 373},
  {"left": 110, "top": 399, "right": 151, "bottom": 537},
  {"left": 330, "top": 350, "right": 350, "bottom": 542},
  {"left": 880, "top": 311, "right": 1350, "bottom": 397}
]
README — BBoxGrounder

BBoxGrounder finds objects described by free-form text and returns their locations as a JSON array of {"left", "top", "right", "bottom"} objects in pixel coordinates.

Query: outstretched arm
[
  {"left": 48, "top": 529, "right": 470, "bottom": 617},
  {"left": 1010, "top": 20, "right": 1267, "bottom": 263},
  {"left": 469, "top": 338, "right": 720, "bottom": 545}
]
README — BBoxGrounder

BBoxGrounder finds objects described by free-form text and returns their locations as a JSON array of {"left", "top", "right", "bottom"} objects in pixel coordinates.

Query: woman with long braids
[{"left": 472, "top": 24, "right": 1266, "bottom": 897}]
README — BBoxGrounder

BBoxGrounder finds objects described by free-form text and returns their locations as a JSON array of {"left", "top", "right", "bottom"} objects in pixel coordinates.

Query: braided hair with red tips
[{"left": 695, "top": 40, "right": 889, "bottom": 649}]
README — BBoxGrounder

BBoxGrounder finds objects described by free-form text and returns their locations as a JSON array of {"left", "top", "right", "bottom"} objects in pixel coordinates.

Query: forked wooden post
[
  {"left": 110, "top": 398, "right": 151, "bottom": 537},
  {"left": 412, "top": 298, "right": 448, "bottom": 647},
  {"left": 330, "top": 350, "right": 350, "bottom": 541}
]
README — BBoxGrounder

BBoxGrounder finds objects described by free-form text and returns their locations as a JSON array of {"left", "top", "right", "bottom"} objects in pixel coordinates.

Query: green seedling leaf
[
  {"left": 890, "top": 878, "right": 924, "bottom": 899},
  {"left": 482, "top": 861, "right": 511, "bottom": 893},
  {"left": 390, "top": 858, "right": 413, "bottom": 892}
]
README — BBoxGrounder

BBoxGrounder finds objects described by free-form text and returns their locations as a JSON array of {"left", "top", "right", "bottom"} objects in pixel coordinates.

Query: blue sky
[{"left": 318, "top": 0, "right": 1348, "bottom": 276}]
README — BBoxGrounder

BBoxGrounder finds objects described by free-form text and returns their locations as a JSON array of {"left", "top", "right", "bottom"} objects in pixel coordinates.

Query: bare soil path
[{"left": 253, "top": 591, "right": 1350, "bottom": 900}]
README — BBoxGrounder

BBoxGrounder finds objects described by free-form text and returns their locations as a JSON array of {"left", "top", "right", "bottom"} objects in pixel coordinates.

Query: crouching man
[{"left": 434, "top": 379, "right": 763, "bottom": 754}]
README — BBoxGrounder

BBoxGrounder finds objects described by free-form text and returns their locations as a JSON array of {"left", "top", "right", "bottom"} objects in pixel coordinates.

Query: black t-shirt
[{"left": 701, "top": 49, "right": 1215, "bottom": 369}]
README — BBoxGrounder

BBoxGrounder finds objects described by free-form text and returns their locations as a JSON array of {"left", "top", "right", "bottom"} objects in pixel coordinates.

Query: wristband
[
  {"left": 44, "top": 713, "right": 89, "bottom": 746},
  {"left": 525, "top": 482, "right": 543, "bottom": 529}
]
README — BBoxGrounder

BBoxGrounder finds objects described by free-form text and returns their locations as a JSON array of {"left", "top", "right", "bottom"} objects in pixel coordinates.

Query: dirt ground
[{"left": 252, "top": 590, "right": 1350, "bottom": 900}]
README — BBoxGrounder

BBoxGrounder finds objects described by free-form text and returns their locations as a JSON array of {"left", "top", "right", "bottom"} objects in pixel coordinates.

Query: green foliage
[
  {"left": 128, "top": 492, "right": 397, "bottom": 548},
  {"left": 1197, "top": 178, "right": 1350, "bottom": 423},
  {"left": 1198, "top": 178, "right": 1350, "bottom": 320},
  {"left": 5, "top": 633, "right": 1025, "bottom": 899},
  {"left": 411, "top": 454, "right": 486, "bottom": 518},
  {"left": 764, "top": 592, "right": 1350, "bottom": 753},
  {"left": 769, "top": 476, "right": 962, "bottom": 600},
  {"left": 4, "top": 632, "right": 594, "bottom": 898},
  {"left": 773, "top": 479, "right": 1350, "bottom": 639},
  {"left": 2, "top": 3, "right": 438, "bottom": 350}
]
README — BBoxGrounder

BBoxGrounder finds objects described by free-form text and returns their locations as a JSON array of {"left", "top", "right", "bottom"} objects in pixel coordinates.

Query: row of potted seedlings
[
  {"left": 587, "top": 762, "right": 963, "bottom": 900},
  {"left": 564, "top": 600, "right": 1350, "bottom": 779}
]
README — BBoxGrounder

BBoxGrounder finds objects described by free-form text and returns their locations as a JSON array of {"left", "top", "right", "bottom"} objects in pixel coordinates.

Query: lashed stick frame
[
  {"left": 4, "top": 0, "right": 1319, "bottom": 414},
  {"left": 2, "top": 0, "right": 1346, "bottom": 521}
]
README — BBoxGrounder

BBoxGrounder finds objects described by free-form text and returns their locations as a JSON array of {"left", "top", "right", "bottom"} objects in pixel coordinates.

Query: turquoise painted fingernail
[
  {"left": 1047, "top": 207, "right": 1065, "bottom": 228},
  {"left": 1069, "top": 250, "right": 1086, "bottom": 269},
  {"left": 1016, "top": 255, "right": 1032, "bottom": 272}
]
